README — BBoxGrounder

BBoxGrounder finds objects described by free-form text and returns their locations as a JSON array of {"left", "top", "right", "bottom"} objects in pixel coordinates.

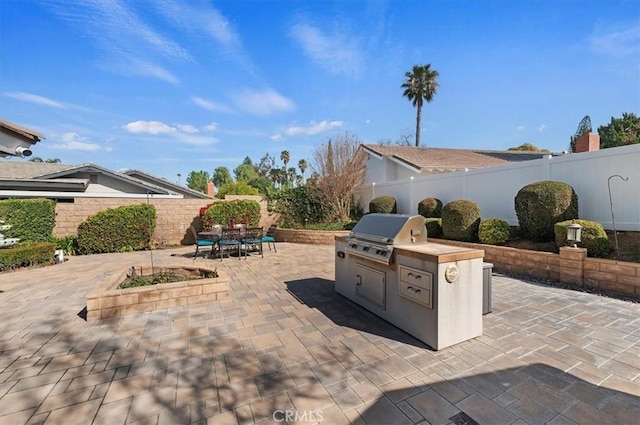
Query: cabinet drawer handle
[
  {"left": 407, "top": 272, "right": 421, "bottom": 279},
  {"left": 407, "top": 286, "right": 421, "bottom": 294}
]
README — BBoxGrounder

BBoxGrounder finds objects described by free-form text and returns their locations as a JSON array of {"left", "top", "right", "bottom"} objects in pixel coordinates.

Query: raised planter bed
[{"left": 86, "top": 266, "right": 229, "bottom": 321}]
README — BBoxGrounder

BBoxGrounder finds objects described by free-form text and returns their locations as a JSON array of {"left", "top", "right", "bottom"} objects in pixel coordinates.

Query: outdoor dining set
[{"left": 189, "top": 224, "right": 276, "bottom": 260}]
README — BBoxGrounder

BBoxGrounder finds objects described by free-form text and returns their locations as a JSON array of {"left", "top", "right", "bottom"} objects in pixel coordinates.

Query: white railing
[{"left": 356, "top": 144, "right": 640, "bottom": 231}]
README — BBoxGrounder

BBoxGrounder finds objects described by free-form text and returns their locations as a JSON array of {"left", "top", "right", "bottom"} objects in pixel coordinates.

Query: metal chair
[
  {"left": 189, "top": 226, "right": 216, "bottom": 259},
  {"left": 242, "top": 227, "right": 264, "bottom": 259},
  {"left": 262, "top": 224, "right": 277, "bottom": 252},
  {"left": 218, "top": 228, "right": 242, "bottom": 261}
]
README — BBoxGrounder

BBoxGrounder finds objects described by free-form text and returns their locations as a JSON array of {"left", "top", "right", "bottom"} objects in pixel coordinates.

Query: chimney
[
  {"left": 574, "top": 132, "right": 600, "bottom": 153},
  {"left": 207, "top": 181, "right": 215, "bottom": 197}
]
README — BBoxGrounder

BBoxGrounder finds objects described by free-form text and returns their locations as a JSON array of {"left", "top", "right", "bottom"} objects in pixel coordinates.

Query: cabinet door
[{"left": 355, "top": 263, "right": 386, "bottom": 310}]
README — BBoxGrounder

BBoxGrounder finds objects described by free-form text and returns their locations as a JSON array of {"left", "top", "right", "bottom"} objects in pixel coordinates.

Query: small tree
[
  {"left": 312, "top": 132, "right": 366, "bottom": 220},
  {"left": 212, "top": 166, "right": 233, "bottom": 188},
  {"left": 598, "top": 112, "right": 640, "bottom": 148},
  {"left": 186, "top": 170, "right": 210, "bottom": 194},
  {"left": 569, "top": 115, "right": 592, "bottom": 153}
]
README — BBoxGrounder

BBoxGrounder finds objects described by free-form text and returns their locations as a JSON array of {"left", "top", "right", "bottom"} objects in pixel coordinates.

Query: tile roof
[
  {"left": 0, "top": 160, "right": 75, "bottom": 179},
  {"left": 362, "top": 144, "right": 549, "bottom": 171},
  {"left": 0, "top": 119, "right": 45, "bottom": 142}
]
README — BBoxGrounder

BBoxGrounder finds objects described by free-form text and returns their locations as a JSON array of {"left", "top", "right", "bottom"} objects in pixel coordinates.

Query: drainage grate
[{"left": 449, "top": 411, "right": 480, "bottom": 425}]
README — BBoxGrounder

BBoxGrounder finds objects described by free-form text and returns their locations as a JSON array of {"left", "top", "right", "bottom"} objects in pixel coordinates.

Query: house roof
[
  {"left": 0, "top": 119, "right": 45, "bottom": 143},
  {"left": 0, "top": 160, "right": 212, "bottom": 199},
  {"left": 361, "top": 144, "right": 550, "bottom": 172},
  {"left": 122, "top": 169, "right": 212, "bottom": 199}
]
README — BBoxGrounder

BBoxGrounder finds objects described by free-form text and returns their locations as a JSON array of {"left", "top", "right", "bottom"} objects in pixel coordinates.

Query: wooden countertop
[{"left": 394, "top": 242, "right": 484, "bottom": 263}]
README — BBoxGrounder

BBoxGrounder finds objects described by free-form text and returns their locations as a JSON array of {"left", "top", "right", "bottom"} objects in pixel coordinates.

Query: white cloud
[
  {"left": 126, "top": 59, "right": 180, "bottom": 84},
  {"left": 177, "top": 124, "right": 199, "bottom": 134},
  {"left": 516, "top": 125, "right": 526, "bottom": 131},
  {"left": 125, "top": 120, "right": 176, "bottom": 135},
  {"left": 202, "top": 122, "right": 219, "bottom": 132},
  {"left": 538, "top": 124, "right": 547, "bottom": 132},
  {"left": 233, "top": 88, "right": 294, "bottom": 116},
  {"left": 4, "top": 91, "right": 88, "bottom": 110},
  {"left": 270, "top": 133, "right": 283, "bottom": 142},
  {"left": 365, "top": 119, "right": 371, "bottom": 124},
  {"left": 123, "top": 120, "right": 217, "bottom": 146},
  {"left": 289, "top": 22, "right": 362, "bottom": 78},
  {"left": 591, "top": 24, "right": 640, "bottom": 57},
  {"left": 191, "top": 96, "right": 233, "bottom": 113},
  {"left": 285, "top": 120, "right": 343, "bottom": 136},
  {"left": 51, "top": 132, "right": 103, "bottom": 151}
]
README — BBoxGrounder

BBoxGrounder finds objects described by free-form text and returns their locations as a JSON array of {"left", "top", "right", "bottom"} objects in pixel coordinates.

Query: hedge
[
  {"left": 0, "top": 198, "right": 56, "bottom": 242},
  {"left": 202, "top": 200, "right": 261, "bottom": 229},
  {"left": 0, "top": 242, "right": 56, "bottom": 271}
]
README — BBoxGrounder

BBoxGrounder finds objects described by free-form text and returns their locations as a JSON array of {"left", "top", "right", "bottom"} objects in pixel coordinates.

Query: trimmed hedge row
[
  {"left": 202, "top": 200, "right": 261, "bottom": 229},
  {"left": 0, "top": 242, "right": 56, "bottom": 271},
  {"left": 76, "top": 204, "right": 156, "bottom": 254},
  {"left": 0, "top": 198, "right": 55, "bottom": 243}
]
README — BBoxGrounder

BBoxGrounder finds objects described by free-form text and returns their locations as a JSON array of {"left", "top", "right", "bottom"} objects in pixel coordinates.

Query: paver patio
[{"left": 0, "top": 243, "right": 638, "bottom": 424}]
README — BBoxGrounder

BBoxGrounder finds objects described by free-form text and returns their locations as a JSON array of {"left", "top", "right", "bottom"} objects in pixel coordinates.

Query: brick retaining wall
[
  {"left": 275, "top": 228, "right": 349, "bottom": 245},
  {"left": 54, "top": 196, "right": 276, "bottom": 246},
  {"left": 430, "top": 238, "right": 639, "bottom": 297}
]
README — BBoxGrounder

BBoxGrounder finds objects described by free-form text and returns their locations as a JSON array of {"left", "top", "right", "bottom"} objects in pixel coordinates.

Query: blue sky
[{"left": 1, "top": 0, "right": 639, "bottom": 183}]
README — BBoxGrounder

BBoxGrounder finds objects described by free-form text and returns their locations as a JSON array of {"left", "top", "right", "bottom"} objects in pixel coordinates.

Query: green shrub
[
  {"left": 418, "top": 198, "right": 442, "bottom": 218},
  {"left": 76, "top": 204, "right": 156, "bottom": 254},
  {"left": 203, "top": 200, "right": 261, "bottom": 229},
  {"left": 0, "top": 242, "right": 56, "bottom": 271},
  {"left": 0, "top": 198, "right": 56, "bottom": 242},
  {"left": 478, "top": 218, "right": 511, "bottom": 245},
  {"left": 515, "top": 181, "right": 578, "bottom": 242},
  {"left": 267, "top": 184, "right": 330, "bottom": 228},
  {"left": 554, "top": 219, "right": 612, "bottom": 258},
  {"left": 441, "top": 200, "right": 481, "bottom": 242},
  {"left": 215, "top": 181, "right": 260, "bottom": 199},
  {"left": 49, "top": 235, "right": 78, "bottom": 256},
  {"left": 369, "top": 195, "right": 397, "bottom": 214},
  {"left": 425, "top": 218, "right": 443, "bottom": 238}
]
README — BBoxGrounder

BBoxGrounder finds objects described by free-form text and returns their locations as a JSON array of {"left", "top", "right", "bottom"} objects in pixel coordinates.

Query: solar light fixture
[{"left": 566, "top": 221, "right": 582, "bottom": 248}]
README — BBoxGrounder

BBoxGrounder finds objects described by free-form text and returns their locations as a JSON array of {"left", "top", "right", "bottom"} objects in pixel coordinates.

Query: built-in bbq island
[{"left": 335, "top": 214, "right": 485, "bottom": 350}]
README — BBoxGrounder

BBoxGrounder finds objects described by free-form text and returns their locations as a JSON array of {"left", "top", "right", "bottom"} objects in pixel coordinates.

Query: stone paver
[{"left": 1, "top": 244, "right": 639, "bottom": 424}]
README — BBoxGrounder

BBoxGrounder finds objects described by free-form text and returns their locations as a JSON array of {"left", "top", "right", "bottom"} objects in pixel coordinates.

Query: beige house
[
  {"left": 0, "top": 160, "right": 213, "bottom": 245},
  {"left": 360, "top": 144, "right": 552, "bottom": 183}
]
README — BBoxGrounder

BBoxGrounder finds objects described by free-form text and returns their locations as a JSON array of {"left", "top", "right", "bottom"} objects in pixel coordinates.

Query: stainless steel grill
[{"left": 345, "top": 214, "right": 427, "bottom": 264}]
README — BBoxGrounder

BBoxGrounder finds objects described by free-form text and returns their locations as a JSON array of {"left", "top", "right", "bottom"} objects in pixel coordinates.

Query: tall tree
[
  {"left": 401, "top": 64, "right": 439, "bottom": 146},
  {"left": 298, "top": 159, "right": 308, "bottom": 179},
  {"left": 234, "top": 163, "right": 258, "bottom": 182},
  {"left": 312, "top": 132, "right": 366, "bottom": 219},
  {"left": 598, "top": 112, "right": 640, "bottom": 149},
  {"left": 212, "top": 166, "right": 233, "bottom": 188},
  {"left": 257, "top": 153, "right": 275, "bottom": 177},
  {"left": 569, "top": 115, "right": 592, "bottom": 152},
  {"left": 280, "top": 150, "right": 290, "bottom": 186},
  {"left": 186, "top": 170, "right": 210, "bottom": 194},
  {"left": 28, "top": 157, "right": 61, "bottom": 163}
]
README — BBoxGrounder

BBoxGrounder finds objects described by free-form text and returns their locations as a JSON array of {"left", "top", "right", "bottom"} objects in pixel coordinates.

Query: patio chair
[
  {"left": 219, "top": 228, "right": 242, "bottom": 261},
  {"left": 189, "top": 226, "right": 216, "bottom": 260},
  {"left": 262, "top": 224, "right": 277, "bottom": 252},
  {"left": 242, "top": 227, "right": 264, "bottom": 259}
]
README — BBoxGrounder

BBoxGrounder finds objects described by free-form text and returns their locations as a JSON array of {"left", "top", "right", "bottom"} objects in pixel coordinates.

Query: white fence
[{"left": 355, "top": 144, "right": 640, "bottom": 231}]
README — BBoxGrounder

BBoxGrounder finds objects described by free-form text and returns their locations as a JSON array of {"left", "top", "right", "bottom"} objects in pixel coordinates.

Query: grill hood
[
  {"left": 345, "top": 214, "right": 428, "bottom": 264},
  {"left": 349, "top": 214, "right": 427, "bottom": 245}
]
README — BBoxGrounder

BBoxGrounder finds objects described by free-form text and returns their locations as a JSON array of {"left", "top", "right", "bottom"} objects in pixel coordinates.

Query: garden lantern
[{"left": 566, "top": 221, "right": 582, "bottom": 248}]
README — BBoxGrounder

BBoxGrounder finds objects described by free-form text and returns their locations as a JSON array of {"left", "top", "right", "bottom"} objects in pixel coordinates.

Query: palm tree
[
  {"left": 298, "top": 159, "right": 308, "bottom": 180},
  {"left": 401, "top": 64, "right": 439, "bottom": 146},
  {"left": 280, "top": 150, "right": 290, "bottom": 185}
]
